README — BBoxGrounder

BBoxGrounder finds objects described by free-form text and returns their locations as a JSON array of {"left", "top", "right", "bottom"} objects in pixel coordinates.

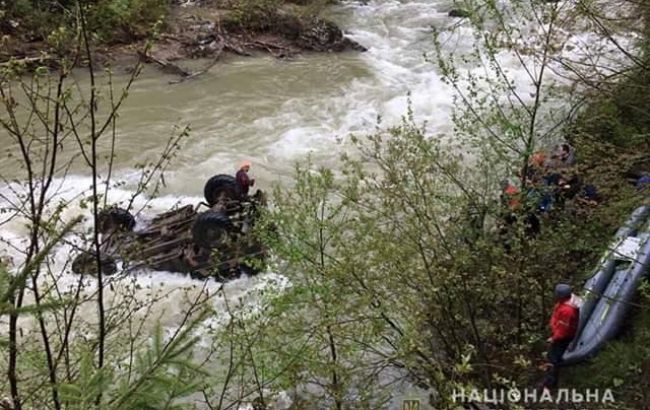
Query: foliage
[
  {"left": 0, "top": 6, "right": 211, "bottom": 410},
  {"left": 238, "top": 113, "right": 629, "bottom": 407},
  {"left": 557, "top": 9, "right": 650, "bottom": 407},
  {"left": 58, "top": 318, "right": 208, "bottom": 410},
  {"left": 225, "top": 0, "right": 282, "bottom": 31},
  {"left": 222, "top": 0, "right": 332, "bottom": 33},
  {"left": 571, "top": 69, "right": 650, "bottom": 150},
  {"left": 89, "top": 0, "right": 171, "bottom": 42},
  {"left": 1, "top": 0, "right": 170, "bottom": 43}
]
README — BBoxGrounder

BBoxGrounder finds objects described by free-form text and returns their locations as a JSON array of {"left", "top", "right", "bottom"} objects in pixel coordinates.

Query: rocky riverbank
[{"left": 0, "top": 0, "right": 366, "bottom": 75}]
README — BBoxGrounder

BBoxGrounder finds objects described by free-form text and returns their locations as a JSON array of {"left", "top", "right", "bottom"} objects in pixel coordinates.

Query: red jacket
[
  {"left": 502, "top": 184, "right": 522, "bottom": 210},
  {"left": 550, "top": 299, "right": 579, "bottom": 341}
]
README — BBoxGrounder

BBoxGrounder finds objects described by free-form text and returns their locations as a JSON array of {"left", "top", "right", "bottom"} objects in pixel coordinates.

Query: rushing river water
[
  {"left": 0, "top": 0, "right": 635, "bottom": 407},
  {"left": 0, "top": 0, "right": 460, "bottom": 187},
  {"left": 112, "top": 0, "right": 456, "bottom": 192}
]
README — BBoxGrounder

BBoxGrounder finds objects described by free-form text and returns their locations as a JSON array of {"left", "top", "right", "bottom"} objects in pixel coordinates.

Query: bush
[
  {"left": 224, "top": 0, "right": 281, "bottom": 31},
  {"left": 1, "top": 0, "right": 170, "bottom": 43},
  {"left": 2, "top": 0, "right": 63, "bottom": 40},
  {"left": 89, "top": 0, "right": 170, "bottom": 42}
]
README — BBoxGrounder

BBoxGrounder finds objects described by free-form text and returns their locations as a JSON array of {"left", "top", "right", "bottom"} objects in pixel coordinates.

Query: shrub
[
  {"left": 1, "top": 0, "right": 170, "bottom": 44},
  {"left": 225, "top": 0, "right": 281, "bottom": 31},
  {"left": 88, "top": 0, "right": 170, "bottom": 42}
]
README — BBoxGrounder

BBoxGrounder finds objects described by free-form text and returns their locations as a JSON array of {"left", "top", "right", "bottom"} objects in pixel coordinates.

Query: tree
[{"left": 0, "top": 3, "right": 208, "bottom": 409}]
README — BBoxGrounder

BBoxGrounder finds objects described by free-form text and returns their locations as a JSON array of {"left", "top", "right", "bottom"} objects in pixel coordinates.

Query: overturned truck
[{"left": 72, "top": 174, "right": 267, "bottom": 279}]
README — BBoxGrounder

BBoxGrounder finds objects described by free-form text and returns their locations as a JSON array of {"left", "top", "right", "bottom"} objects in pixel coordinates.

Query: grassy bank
[{"left": 559, "top": 30, "right": 650, "bottom": 408}]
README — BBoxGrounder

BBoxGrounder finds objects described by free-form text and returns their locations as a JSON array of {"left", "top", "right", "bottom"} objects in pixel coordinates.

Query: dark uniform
[{"left": 236, "top": 169, "right": 253, "bottom": 197}]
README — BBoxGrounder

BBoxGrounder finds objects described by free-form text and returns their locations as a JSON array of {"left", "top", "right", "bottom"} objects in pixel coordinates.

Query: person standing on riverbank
[
  {"left": 542, "top": 283, "right": 580, "bottom": 390},
  {"left": 236, "top": 160, "right": 255, "bottom": 198}
]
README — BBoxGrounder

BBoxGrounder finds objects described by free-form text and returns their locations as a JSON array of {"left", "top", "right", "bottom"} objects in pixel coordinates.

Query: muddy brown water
[{"left": 0, "top": 3, "right": 459, "bottom": 193}]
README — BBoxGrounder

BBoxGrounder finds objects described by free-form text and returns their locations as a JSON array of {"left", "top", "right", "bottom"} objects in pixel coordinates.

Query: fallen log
[
  {"left": 137, "top": 50, "right": 192, "bottom": 77},
  {"left": 245, "top": 40, "right": 297, "bottom": 58},
  {"left": 223, "top": 41, "right": 253, "bottom": 57},
  {"left": 0, "top": 55, "right": 58, "bottom": 69},
  {"left": 169, "top": 43, "right": 224, "bottom": 84}
]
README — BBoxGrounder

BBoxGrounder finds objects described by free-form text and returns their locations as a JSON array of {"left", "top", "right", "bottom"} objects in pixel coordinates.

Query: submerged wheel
[
  {"left": 192, "top": 211, "right": 234, "bottom": 249},
  {"left": 204, "top": 174, "right": 241, "bottom": 206},
  {"left": 71, "top": 252, "right": 117, "bottom": 276},
  {"left": 98, "top": 207, "right": 135, "bottom": 234}
]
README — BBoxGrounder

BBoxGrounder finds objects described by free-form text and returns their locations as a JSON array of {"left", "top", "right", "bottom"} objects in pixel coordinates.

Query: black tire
[
  {"left": 192, "top": 211, "right": 234, "bottom": 249},
  {"left": 204, "top": 174, "right": 241, "bottom": 206},
  {"left": 71, "top": 252, "right": 117, "bottom": 276},
  {"left": 98, "top": 207, "right": 135, "bottom": 234}
]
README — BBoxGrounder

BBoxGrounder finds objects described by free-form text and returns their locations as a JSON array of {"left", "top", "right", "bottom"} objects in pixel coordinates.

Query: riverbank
[
  {"left": 558, "top": 43, "right": 650, "bottom": 407},
  {"left": 0, "top": 0, "right": 366, "bottom": 74}
]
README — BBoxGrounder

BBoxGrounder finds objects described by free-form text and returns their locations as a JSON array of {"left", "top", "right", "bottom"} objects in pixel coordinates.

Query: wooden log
[
  {"left": 137, "top": 50, "right": 192, "bottom": 77},
  {"left": 169, "top": 42, "right": 224, "bottom": 84},
  {"left": 0, "top": 55, "right": 58, "bottom": 68}
]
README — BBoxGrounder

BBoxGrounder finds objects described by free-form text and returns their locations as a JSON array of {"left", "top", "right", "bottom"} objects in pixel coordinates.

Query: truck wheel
[
  {"left": 204, "top": 174, "right": 241, "bottom": 206},
  {"left": 192, "top": 211, "right": 233, "bottom": 249},
  {"left": 98, "top": 207, "right": 135, "bottom": 234},
  {"left": 71, "top": 252, "right": 117, "bottom": 276}
]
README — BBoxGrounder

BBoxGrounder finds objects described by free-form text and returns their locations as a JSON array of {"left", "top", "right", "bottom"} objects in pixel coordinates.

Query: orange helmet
[
  {"left": 504, "top": 184, "right": 519, "bottom": 195},
  {"left": 240, "top": 160, "right": 252, "bottom": 169},
  {"left": 531, "top": 152, "right": 546, "bottom": 167}
]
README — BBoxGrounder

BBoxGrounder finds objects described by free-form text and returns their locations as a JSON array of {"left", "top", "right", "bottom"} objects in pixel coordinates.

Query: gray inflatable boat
[{"left": 563, "top": 205, "right": 650, "bottom": 364}]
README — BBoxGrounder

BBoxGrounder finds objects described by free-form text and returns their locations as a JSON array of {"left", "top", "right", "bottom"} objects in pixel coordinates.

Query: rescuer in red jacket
[
  {"left": 236, "top": 160, "right": 255, "bottom": 198},
  {"left": 542, "top": 283, "right": 580, "bottom": 389}
]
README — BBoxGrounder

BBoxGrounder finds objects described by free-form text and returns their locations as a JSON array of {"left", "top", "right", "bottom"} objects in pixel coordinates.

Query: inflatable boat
[{"left": 563, "top": 205, "right": 650, "bottom": 364}]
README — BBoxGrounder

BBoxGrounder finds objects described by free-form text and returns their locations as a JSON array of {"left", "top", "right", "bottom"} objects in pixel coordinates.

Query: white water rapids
[{"left": 0, "top": 0, "right": 639, "bottom": 407}]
